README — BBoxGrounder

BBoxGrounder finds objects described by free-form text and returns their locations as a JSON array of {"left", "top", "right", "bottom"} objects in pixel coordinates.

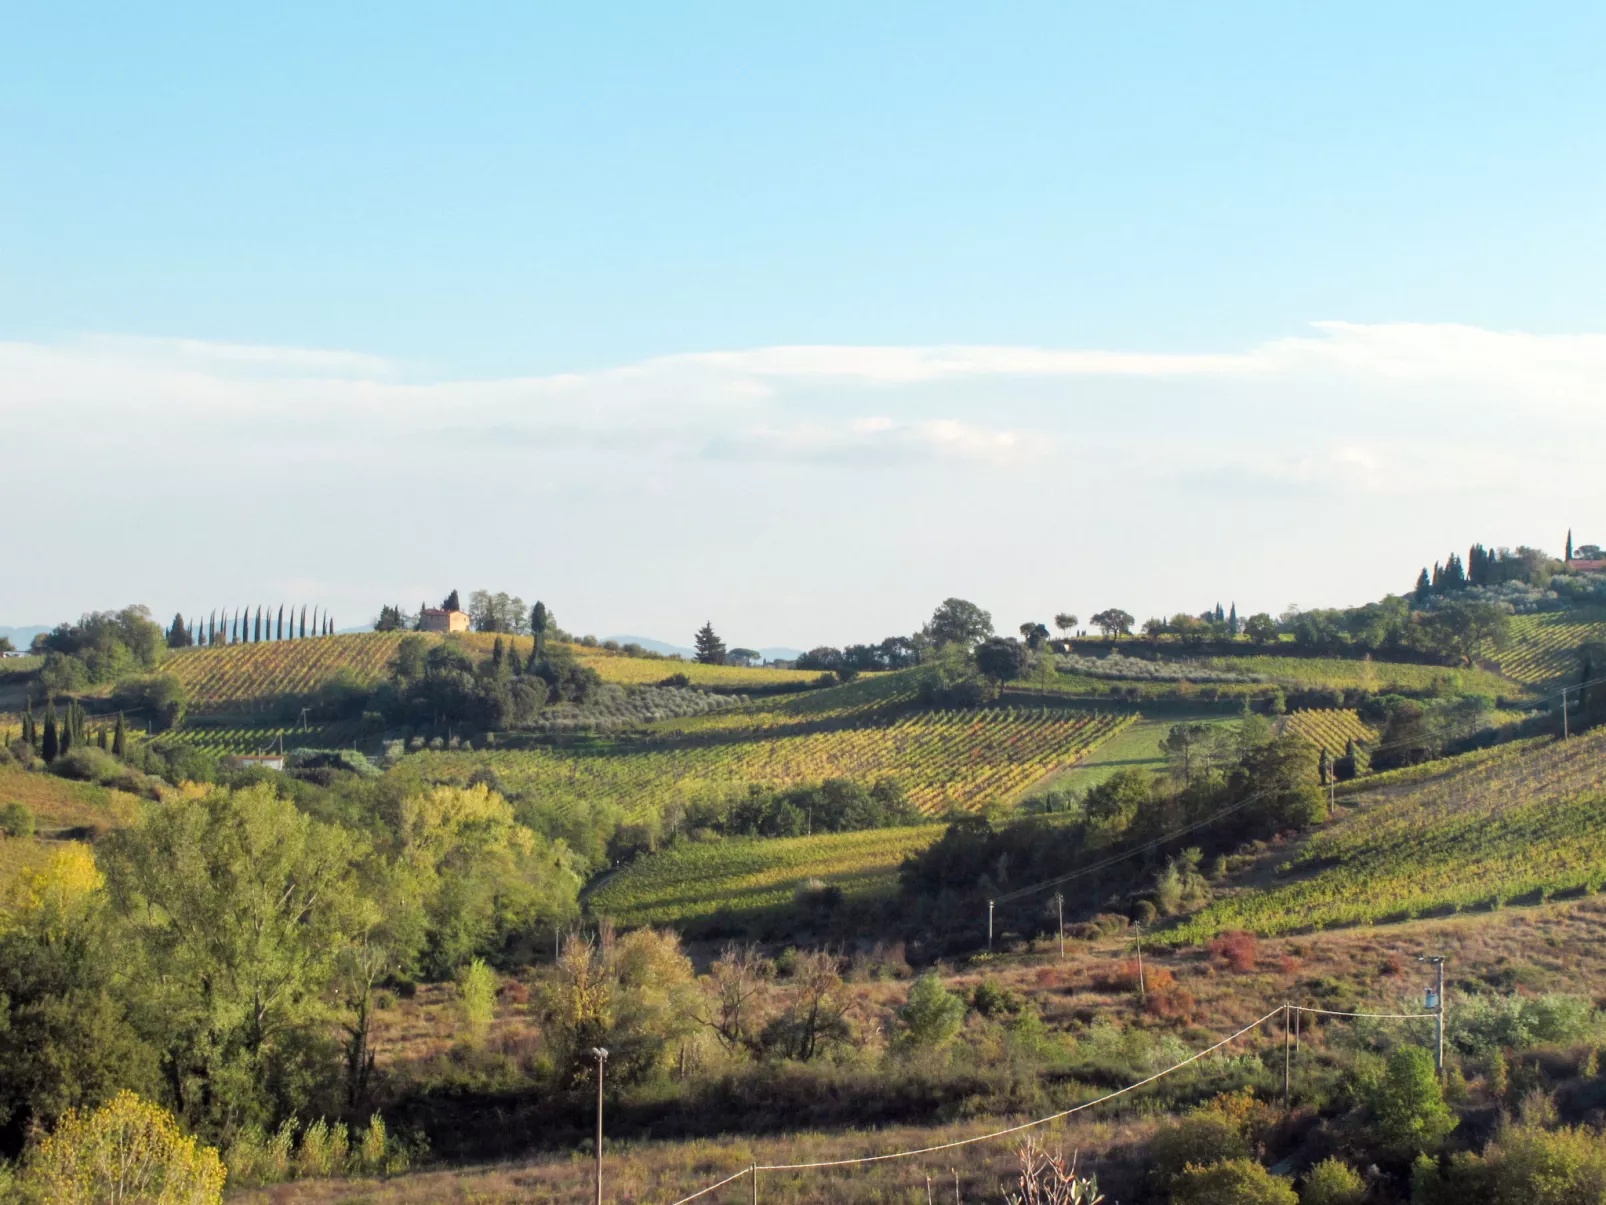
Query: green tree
[
  {"left": 1083, "top": 768, "right": 1154, "bottom": 834},
  {"left": 1173, "top": 1159, "right": 1297, "bottom": 1205},
  {"left": 694, "top": 622, "right": 727, "bottom": 665},
  {"left": 166, "top": 612, "right": 190, "bottom": 649},
  {"left": 975, "top": 637, "right": 1029, "bottom": 682},
  {"left": 18, "top": 1091, "right": 225, "bottom": 1205},
  {"left": 530, "top": 601, "right": 549, "bottom": 663},
  {"left": 100, "top": 785, "right": 369, "bottom": 1134},
  {"left": 41, "top": 704, "right": 59, "bottom": 763},
  {"left": 1300, "top": 1158, "right": 1365, "bottom": 1205},
  {"left": 1366, "top": 1044, "right": 1456, "bottom": 1157},
  {"left": 1089, "top": 608, "right": 1135, "bottom": 639},
  {"left": 0, "top": 802, "right": 34, "bottom": 838},
  {"left": 112, "top": 712, "right": 127, "bottom": 759},
  {"left": 457, "top": 958, "right": 497, "bottom": 1047},
  {"left": 925, "top": 598, "right": 994, "bottom": 648},
  {"left": 895, "top": 971, "right": 966, "bottom": 1054},
  {"left": 1243, "top": 613, "right": 1279, "bottom": 643},
  {"left": 1054, "top": 612, "right": 1078, "bottom": 640}
]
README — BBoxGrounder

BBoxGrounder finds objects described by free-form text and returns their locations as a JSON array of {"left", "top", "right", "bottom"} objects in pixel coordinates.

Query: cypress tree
[
  {"left": 41, "top": 705, "right": 59, "bottom": 763},
  {"left": 96, "top": 725, "right": 108, "bottom": 750},
  {"left": 277, "top": 604, "right": 284, "bottom": 641},
  {"left": 1568, "top": 529, "right": 1574, "bottom": 561},
  {"left": 254, "top": 606, "right": 262, "bottom": 643},
  {"left": 1415, "top": 568, "right": 1432, "bottom": 603},
  {"left": 311, "top": 607, "right": 319, "bottom": 638},
  {"left": 22, "top": 699, "right": 35, "bottom": 747},
  {"left": 300, "top": 604, "right": 308, "bottom": 639},
  {"left": 530, "top": 601, "right": 548, "bottom": 668},
  {"left": 1227, "top": 602, "right": 1239, "bottom": 636},
  {"left": 113, "top": 712, "right": 127, "bottom": 759}
]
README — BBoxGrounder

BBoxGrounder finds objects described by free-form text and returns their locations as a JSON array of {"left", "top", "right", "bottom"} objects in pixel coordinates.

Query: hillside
[
  {"left": 1174, "top": 728, "right": 1606, "bottom": 941},
  {"left": 154, "top": 631, "right": 822, "bottom": 713}
]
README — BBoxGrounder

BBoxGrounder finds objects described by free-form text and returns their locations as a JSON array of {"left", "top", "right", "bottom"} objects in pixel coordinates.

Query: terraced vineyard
[
  {"left": 156, "top": 632, "right": 827, "bottom": 714},
  {"left": 1487, "top": 610, "right": 1606, "bottom": 686},
  {"left": 1200, "top": 654, "right": 1518, "bottom": 697},
  {"left": 160, "top": 723, "right": 350, "bottom": 755},
  {"left": 415, "top": 708, "right": 1136, "bottom": 820},
  {"left": 1281, "top": 708, "right": 1377, "bottom": 757},
  {"left": 586, "top": 824, "right": 945, "bottom": 927},
  {"left": 1173, "top": 728, "right": 1606, "bottom": 941}
]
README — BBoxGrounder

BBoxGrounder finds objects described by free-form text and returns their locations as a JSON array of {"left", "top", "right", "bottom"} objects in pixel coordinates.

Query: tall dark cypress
[
  {"left": 21, "top": 699, "right": 35, "bottom": 747},
  {"left": 300, "top": 605, "right": 308, "bottom": 639},
  {"left": 277, "top": 604, "right": 284, "bottom": 641},
  {"left": 1568, "top": 529, "right": 1574, "bottom": 562},
  {"left": 113, "top": 712, "right": 127, "bottom": 759},
  {"left": 41, "top": 705, "right": 59, "bottom": 763}
]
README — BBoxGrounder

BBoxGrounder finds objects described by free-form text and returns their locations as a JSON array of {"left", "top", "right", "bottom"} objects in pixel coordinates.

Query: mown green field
[
  {"left": 1172, "top": 728, "right": 1606, "bottom": 942},
  {"left": 586, "top": 824, "right": 944, "bottom": 927}
]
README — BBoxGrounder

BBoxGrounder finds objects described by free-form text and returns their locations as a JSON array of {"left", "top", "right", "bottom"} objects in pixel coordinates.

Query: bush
[
  {"left": 1207, "top": 929, "right": 1260, "bottom": 972},
  {"left": 971, "top": 978, "right": 1027, "bottom": 1019},
  {"left": 457, "top": 957, "right": 497, "bottom": 1046},
  {"left": 895, "top": 971, "right": 966, "bottom": 1053},
  {"left": 50, "top": 746, "right": 126, "bottom": 785},
  {"left": 1149, "top": 1111, "right": 1251, "bottom": 1185},
  {"left": 1301, "top": 1158, "right": 1366, "bottom": 1205},
  {"left": 1174, "top": 1160, "right": 1297, "bottom": 1205},
  {"left": 0, "top": 801, "right": 34, "bottom": 838}
]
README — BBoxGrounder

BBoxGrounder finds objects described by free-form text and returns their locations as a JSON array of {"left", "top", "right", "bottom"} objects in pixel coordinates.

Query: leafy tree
[
  {"left": 373, "top": 604, "right": 406, "bottom": 631},
  {"left": 111, "top": 674, "right": 188, "bottom": 733},
  {"left": 1243, "top": 613, "right": 1279, "bottom": 643},
  {"left": 1083, "top": 768, "right": 1154, "bottom": 834},
  {"left": 895, "top": 971, "right": 966, "bottom": 1054},
  {"left": 1172, "top": 1159, "right": 1297, "bottom": 1205},
  {"left": 100, "top": 785, "right": 369, "bottom": 1135},
  {"left": 727, "top": 647, "right": 761, "bottom": 666},
  {"left": 0, "top": 802, "right": 33, "bottom": 838},
  {"left": 0, "top": 636, "right": 13, "bottom": 653},
  {"left": 1300, "top": 1158, "right": 1366, "bottom": 1205},
  {"left": 1054, "top": 612, "right": 1078, "bottom": 640},
  {"left": 17, "top": 1091, "right": 225, "bottom": 1205},
  {"left": 975, "top": 636, "right": 1029, "bottom": 682},
  {"left": 925, "top": 598, "right": 994, "bottom": 648},
  {"left": 1089, "top": 608, "right": 1135, "bottom": 639},
  {"left": 457, "top": 958, "right": 497, "bottom": 1047},
  {"left": 694, "top": 622, "right": 727, "bottom": 665},
  {"left": 1365, "top": 1044, "right": 1456, "bottom": 1157},
  {"left": 1410, "top": 600, "right": 1512, "bottom": 666},
  {"left": 1018, "top": 622, "right": 1051, "bottom": 651},
  {"left": 760, "top": 949, "right": 851, "bottom": 1061}
]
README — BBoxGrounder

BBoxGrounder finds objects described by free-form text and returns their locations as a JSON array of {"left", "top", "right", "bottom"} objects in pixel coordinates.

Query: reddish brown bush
[
  {"left": 497, "top": 979, "right": 530, "bottom": 1006},
  {"left": 1207, "top": 930, "right": 1260, "bottom": 973},
  {"left": 1277, "top": 954, "right": 1301, "bottom": 975},
  {"left": 1145, "top": 982, "right": 1198, "bottom": 1022}
]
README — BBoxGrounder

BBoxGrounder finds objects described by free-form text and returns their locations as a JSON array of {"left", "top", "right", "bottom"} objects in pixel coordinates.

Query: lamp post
[
  {"left": 592, "top": 1047, "right": 609, "bottom": 1205},
  {"left": 1418, "top": 956, "right": 1445, "bottom": 1076}
]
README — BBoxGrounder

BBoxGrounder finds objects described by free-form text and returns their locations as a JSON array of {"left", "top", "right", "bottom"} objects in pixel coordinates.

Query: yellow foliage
[
  {"left": 22, "top": 1090, "right": 226, "bottom": 1205},
  {"left": 0, "top": 844, "right": 102, "bottom": 934},
  {"left": 397, "top": 783, "right": 533, "bottom": 859}
]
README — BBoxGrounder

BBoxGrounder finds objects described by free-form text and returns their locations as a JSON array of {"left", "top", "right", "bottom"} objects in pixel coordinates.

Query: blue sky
[{"left": 4, "top": 4, "right": 1604, "bottom": 646}]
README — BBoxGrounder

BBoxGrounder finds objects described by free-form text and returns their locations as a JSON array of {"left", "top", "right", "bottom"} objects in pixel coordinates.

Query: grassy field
[
  {"left": 586, "top": 824, "right": 945, "bottom": 927},
  {"left": 0, "top": 764, "right": 144, "bottom": 888},
  {"left": 1027, "top": 715, "right": 1226, "bottom": 798},
  {"left": 1486, "top": 609, "right": 1606, "bottom": 686},
  {"left": 1172, "top": 728, "right": 1606, "bottom": 941},
  {"left": 1200, "top": 654, "right": 1518, "bottom": 696},
  {"left": 414, "top": 709, "right": 1136, "bottom": 820}
]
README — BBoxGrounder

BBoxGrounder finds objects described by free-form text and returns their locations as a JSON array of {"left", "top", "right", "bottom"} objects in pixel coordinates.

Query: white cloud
[{"left": 4, "top": 321, "right": 1601, "bottom": 641}]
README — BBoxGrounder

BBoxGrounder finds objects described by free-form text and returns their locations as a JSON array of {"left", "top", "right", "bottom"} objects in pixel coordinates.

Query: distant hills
[
  {"left": 606, "top": 635, "right": 805, "bottom": 663},
  {"left": 0, "top": 625, "right": 49, "bottom": 649}
]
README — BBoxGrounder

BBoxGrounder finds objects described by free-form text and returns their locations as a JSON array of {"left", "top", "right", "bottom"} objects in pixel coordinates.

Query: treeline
[
  {"left": 165, "top": 603, "right": 336, "bottom": 648},
  {"left": 1414, "top": 542, "right": 1554, "bottom": 599}
]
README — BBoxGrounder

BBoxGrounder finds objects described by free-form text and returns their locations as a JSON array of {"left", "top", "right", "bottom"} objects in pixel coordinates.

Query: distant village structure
[
  {"left": 419, "top": 605, "right": 471, "bottom": 633},
  {"left": 1566, "top": 529, "right": 1605, "bottom": 573}
]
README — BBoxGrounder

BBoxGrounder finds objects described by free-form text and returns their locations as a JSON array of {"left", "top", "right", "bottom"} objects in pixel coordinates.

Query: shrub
[
  {"left": 0, "top": 801, "right": 34, "bottom": 838},
  {"left": 1149, "top": 1111, "right": 1251, "bottom": 1185},
  {"left": 457, "top": 957, "right": 497, "bottom": 1046},
  {"left": 1301, "top": 1158, "right": 1366, "bottom": 1205},
  {"left": 971, "top": 978, "right": 1027, "bottom": 1019},
  {"left": 1207, "top": 929, "right": 1260, "bottom": 973},
  {"left": 896, "top": 971, "right": 966, "bottom": 1054},
  {"left": 1173, "top": 1159, "right": 1297, "bottom": 1205}
]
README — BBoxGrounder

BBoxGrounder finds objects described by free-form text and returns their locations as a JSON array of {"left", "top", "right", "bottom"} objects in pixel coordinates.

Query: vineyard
[
  {"left": 586, "top": 824, "right": 945, "bottom": 927},
  {"left": 413, "top": 709, "right": 1137, "bottom": 822},
  {"left": 1280, "top": 709, "right": 1377, "bottom": 757},
  {"left": 1172, "top": 728, "right": 1606, "bottom": 942},
  {"left": 154, "top": 632, "right": 827, "bottom": 714},
  {"left": 1199, "top": 654, "right": 1518, "bottom": 697},
  {"left": 157, "top": 723, "right": 352, "bottom": 755},
  {"left": 1486, "top": 609, "right": 1606, "bottom": 686}
]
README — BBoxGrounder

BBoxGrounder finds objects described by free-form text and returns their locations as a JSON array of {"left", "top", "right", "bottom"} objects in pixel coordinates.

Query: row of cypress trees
[
  {"left": 166, "top": 605, "right": 336, "bottom": 648},
  {"left": 17, "top": 698, "right": 128, "bottom": 762}
]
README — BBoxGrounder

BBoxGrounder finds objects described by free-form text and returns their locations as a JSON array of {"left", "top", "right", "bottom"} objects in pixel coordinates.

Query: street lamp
[
  {"left": 1418, "top": 955, "right": 1445, "bottom": 1075},
  {"left": 592, "top": 1047, "right": 609, "bottom": 1205}
]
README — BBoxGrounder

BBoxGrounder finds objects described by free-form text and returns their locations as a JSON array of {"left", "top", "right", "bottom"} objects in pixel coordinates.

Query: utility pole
[
  {"left": 1135, "top": 924, "right": 1146, "bottom": 1002},
  {"left": 987, "top": 900, "right": 995, "bottom": 952},
  {"left": 1419, "top": 955, "right": 1445, "bottom": 1076},
  {"left": 592, "top": 1047, "right": 609, "bottom": 1205},
  {"left": 1563, "top": 689, "right": 1570, "bottom": 739},
  {"left": 1284, "top": 1003, "right": 1292, "bottom": 1111},
  {"left": 1053, "top": 892, "right": 1065, "bottom": 961}
]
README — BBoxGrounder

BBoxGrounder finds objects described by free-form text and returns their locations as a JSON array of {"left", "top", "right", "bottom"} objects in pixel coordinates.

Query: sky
[{"left": 3, "top": 3, "right": 1604, "bottom": 648}]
